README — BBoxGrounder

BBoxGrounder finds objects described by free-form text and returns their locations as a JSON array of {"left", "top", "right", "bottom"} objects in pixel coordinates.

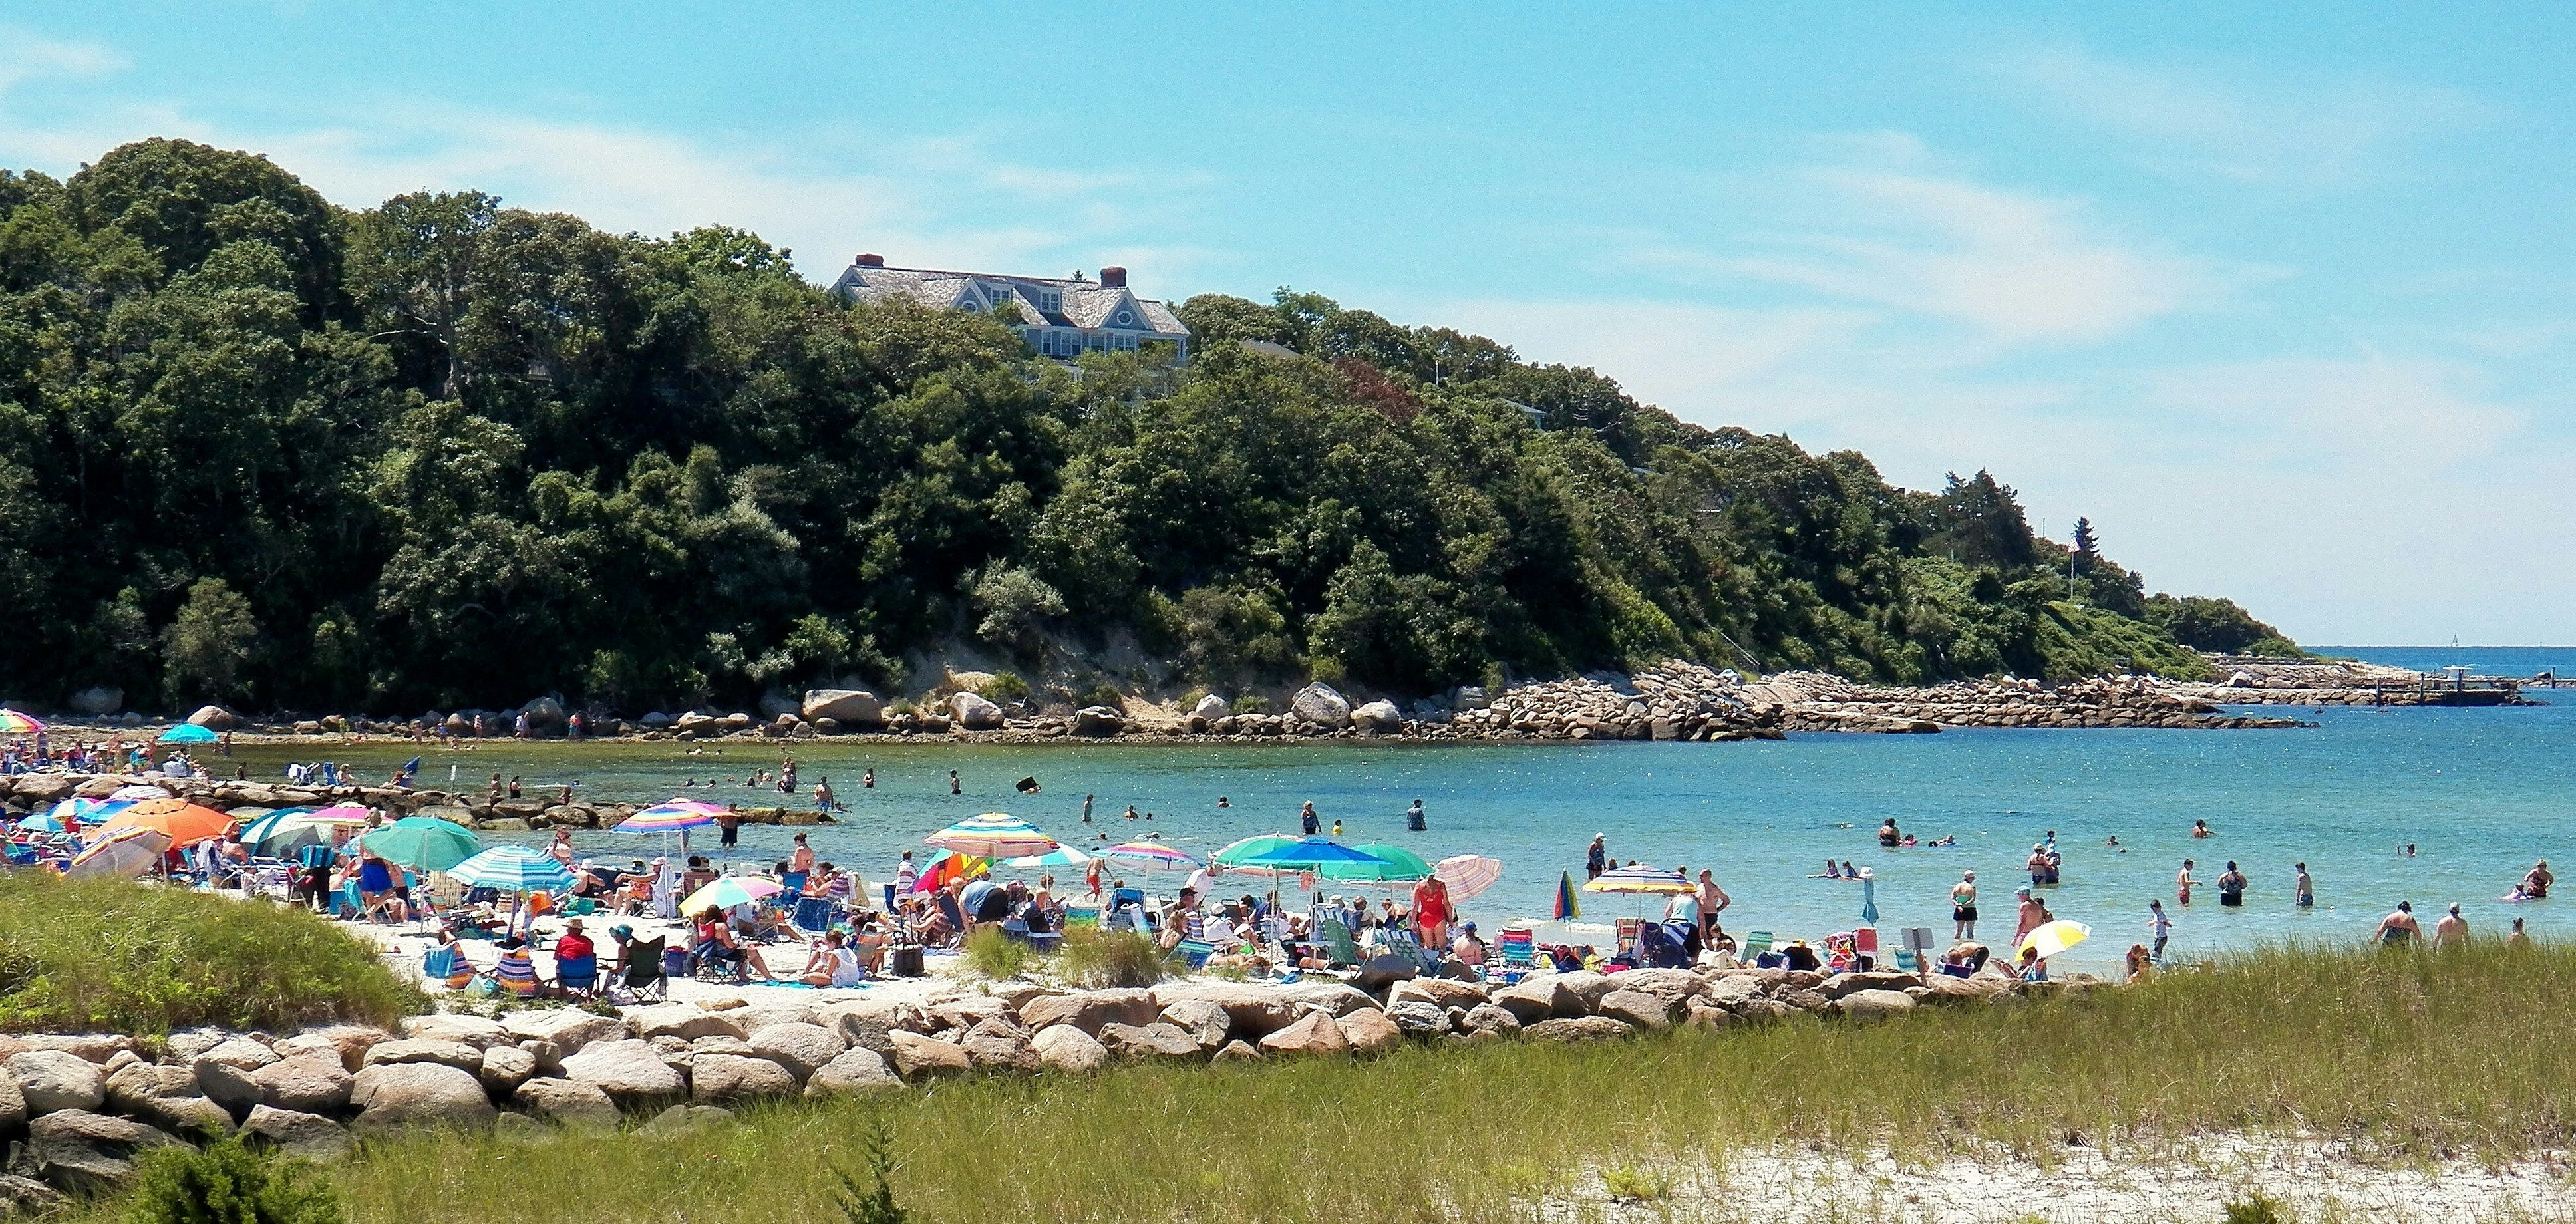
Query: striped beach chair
[
  {"left": 422, "top": 944, "right": 476, "bottom": 990},
  {"left": 493, "top": 946, "right": 542, "bottom": 998},
  {"left": 1318, "top": 918, "right": 1362, "bottom": 967},
  {"left": 1493, "top": 927, "right": 1537, "bottom": 981}
]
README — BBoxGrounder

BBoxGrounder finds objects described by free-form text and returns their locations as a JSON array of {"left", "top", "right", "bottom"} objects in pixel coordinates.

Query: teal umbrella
[
  {"left": 158, "top": 724, "right": 219, "bottom": 744},
  {"left": 1327, "top": 843, "right": 1434, "bottom": 882},
  {"left": 1237, "top": 838, "right": 1390, "bottom": 872},
  {"left": 352, "top": 816, "right": 482, "bottom": 873},
  {"left": 1211, "top": 834, "right": 1300, "bottom": 866}
]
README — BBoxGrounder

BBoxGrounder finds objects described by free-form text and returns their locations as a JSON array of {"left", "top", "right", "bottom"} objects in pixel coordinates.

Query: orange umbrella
[{"left": 96, "top": 799, "right": 234, "bottom": 845}]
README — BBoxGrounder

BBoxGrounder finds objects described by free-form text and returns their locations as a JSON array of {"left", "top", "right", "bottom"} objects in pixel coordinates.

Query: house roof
[{"left": 836, "top": 261, "right": 1189, "bottom": 337}]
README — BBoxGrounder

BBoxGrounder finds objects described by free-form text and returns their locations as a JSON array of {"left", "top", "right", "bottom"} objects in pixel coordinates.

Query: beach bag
[{"left": 890, "top": 944, "right": 925, "bottom": 978}]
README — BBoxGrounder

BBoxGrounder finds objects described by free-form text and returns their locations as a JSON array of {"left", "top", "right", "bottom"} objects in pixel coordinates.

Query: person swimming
[
  {"left": 2191, "top": 819, "right": 2213, "bottom": 838},
  {"left": 1817, "top": 860, "right": 1843, "bottom": 879}
]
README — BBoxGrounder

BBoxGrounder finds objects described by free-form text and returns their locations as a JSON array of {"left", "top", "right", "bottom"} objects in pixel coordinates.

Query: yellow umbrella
[{"left": 2017, "top": 919, "right": 2092, "bottom": 959}]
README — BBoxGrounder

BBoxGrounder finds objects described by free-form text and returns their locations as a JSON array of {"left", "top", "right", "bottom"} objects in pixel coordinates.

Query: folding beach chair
[
  {"left": 1168, "top": 939, "right": 1216, "bottom": 971},
  {"left": 492, "top": 947, "right": 542, "bottom": 998},
  {"left": 1318, "top": 918, "right": 1363, "bottom": 968},
  {"left": 422, "top": 943, "right": 476, "bottom": 990},
  {"left": 1891, "top": 948, "right": 1920, "bottom": 974},
  {"left": 607, "top": 936, "right": 667, "bottom": 1002},
  {"left": 1615, "top": 917, "right": 1644, "bottom": 960},
  {"left": 1740, "top": 931, "right": 1774, "bottom": 959},
  {"left": 554, "top": 953, "right": 600, "bottom": 999},
  {"left": 1635, "top": 921, "right": 1692, "bottom": 969},
  {"left": 791, "top": 896, "right": 837, "bottom": 937},
  {"left": 1384, "top": 928, "right": 1444, "bottom": 976}
]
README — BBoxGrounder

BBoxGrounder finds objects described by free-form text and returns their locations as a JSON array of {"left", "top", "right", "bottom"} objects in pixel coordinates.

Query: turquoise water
[{"left": 230, "top": 647, "right": 2576, "bottom": 969}]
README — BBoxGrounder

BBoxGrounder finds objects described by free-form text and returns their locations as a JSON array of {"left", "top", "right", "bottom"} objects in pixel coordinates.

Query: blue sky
[{"left": 5, "top": 5, "right": 2573, "bottom": 644}]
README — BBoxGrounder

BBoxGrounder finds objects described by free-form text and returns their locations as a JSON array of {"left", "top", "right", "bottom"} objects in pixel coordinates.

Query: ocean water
[{"left": 222, "top": 646, "right": 2576, "bottom": 970}]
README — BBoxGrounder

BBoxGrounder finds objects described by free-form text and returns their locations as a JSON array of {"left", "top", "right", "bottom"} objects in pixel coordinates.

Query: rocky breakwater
[
  {"left": 1747, "top": 671, "right": 2313, "bottom": 732},
  {"left": 0, "top": 774, "right": 833, "bottom": 832},
  {"left": 2158, "top": 656, "right": 2529, "bottom": 707},
  {"left": 0, "top": 964, "right": 2096, "bottom": 1201}
]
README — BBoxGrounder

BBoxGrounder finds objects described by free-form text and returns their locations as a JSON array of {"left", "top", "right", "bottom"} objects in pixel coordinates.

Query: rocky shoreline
[{"left": 0, "top": 963, "right": 2080, "bottom": 1205}]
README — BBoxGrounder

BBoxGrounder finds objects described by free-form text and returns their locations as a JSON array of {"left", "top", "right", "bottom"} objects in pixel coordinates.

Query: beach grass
[
  {"left": 57, "top": 943, "right": 2576, "bottom": 1223},
  {"left": 0, "top": 873, "right": 422, "bottom": 1034}
]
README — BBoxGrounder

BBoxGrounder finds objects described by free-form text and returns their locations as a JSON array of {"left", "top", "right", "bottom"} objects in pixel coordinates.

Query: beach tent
[
  {"left": 158, "top": 724, "right": 218, "bottom": 744},
  {"left": 679, "top": 876, "right": 785, "bottom": 914},
  {"left": 353, "top": 816, "right": 482, "bottom": 873},
  {"left": 926, "top": 812, "right": 1058, "bottom": 859},
  {"left": 615, "top": 799, "right": 724, "bottom": 834},
  {"left": 447, "top": 845, "right": 576, "bottom": 894},
  {"left": 96, "top": 799, "right": 232, "bottom": 845},
  {"left": 0, "top": 708, "right": 41, "bottom": 733},
  {"left": 1435, "top": 855, "right": 1504, "bottom": 902},
  {"left": 65, "top": 826, "right": 170, "bottom": 879}
]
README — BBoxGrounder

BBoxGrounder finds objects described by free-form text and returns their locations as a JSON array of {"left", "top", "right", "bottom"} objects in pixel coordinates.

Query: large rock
[
  {"left": 69, "top": 686, "right": 124, "bottom": 715},
  {"left": 501, "top": 1008, "right": 628, "bottom": 1053},
  {"left": 1257, "top": 1011, "right": 1349, "bottom": 1057},
  {"left": 802, "top": 689, "right": 884, "bottom": 725},
  {"left": 949, "top": 692, "right": 1004, "bottom": 730},
  {"left": 512, "top": 1078, "right": 621, "bottom": 1132},
  {"left": 926, "top": 996, "right": 1015, "bottom": 1032},
  {"left": 185, "top": 703, "right": 234, "bottom": 728},
  {"left": 1189, "top": 694, "right": 1230, "bottom": 724},
  {"left": 803, "top": 1048, "right": 902, "bottom": 1097},
  {"left": 559, "top": 1040, "right": 686, "bottom": 1108},
  {"left": 1386, "top": 1000, "right": 1451, "bottom": 1037},
  {"left": 478, "top": 1046, "right": 538, "bottom": 1096},
  {"left": 0, "top": 1072, "right": 24, "bottom": 1134},
  {"left": 1351, "top": 700, "right": 1403, "bottom": 732},
  {"left": 0, "top": 1173, "right": 63, "bottom": 1215},
  {"left": 1550, "top": 971, "right": 1619, "bottom": 1014},
  {"left": 1029, "top": 1026, "right": 1108, "bottom": 1074},
  {"left": 195, "top": 1038, "right": 280, "bottom": 1072},
  {"left": 361, "top": 1038, "right": 483, "bottom": 1074},
  {"left": 1460, "top": 1004, "right": 1524, "bottom": 1036},
  {"left": 959, "top": 1020, "right": 1041, "bottom": 1074},
  {"left": 1490, "top": 978, "right": 1575, "bottom": 1024},
  {"left": 1019, "top": 989, "right": 1160, "bottom": 1036},
  {"left": 1524, "top": 1016, "right": 1635, "bottom": 1042},
  {"left": 639, "top": 1104, "right": 734, "bottom": 1136},
  {"left": 194, "top": 1060, "right": 261, "bottom": 1118},
  {"left": 9, "top": 1050, "right": 104, "bottom": 1116},
  {"left": 1098, "top": 1023, "right": 1201, "bottom": 1061},
  {"left": 1335, "top": 1007, "right": 1402, "bottom": 1054},
  {"left": 1834, "top": 989, "right": 1919, "bottom": 1023},
  {"left": 350, "top": 1063, "right": 496, "bottom": 1133},
  {"left": 399, "top": 1014, "right": 510, "bottom": 1048},
  {"left": 1388, "top": 977, "right": 1488, "bottom": 1011},
  {"left": 518, "top": 696, "right": 567, "bottom": 735},
  {"left": 1290, "top": 683, "right": 1352, "bottom": 728},
  {"left": 624, "top": 1004, "right": 746, "bottom": 1042},
  {"left": 1607, "top": 968, "right": 1706, "bottom": 1008},
  {"left": 1279, "top": 982, "right": 1379, "bottom": 1018},
  {"left": 243, "top": 1105, "right": 352, "bottom": 1159},
  {"left": 1595, "top": 989, "right": 1674, "bottom": 1031},
  {"left": 1156, "top": 983, "right": 1304, "bottom": 1038},
  {"left": 10, "top": 1034, "right": 134, "bottom": 1064},
  {"left": 887, "top": 1032, "right": 971, "bottom": 1080},
  {"left": 23, "top": 1110, "right": 184, "bottom": 1194},
  {"left": 746, "top": 1022, "right": 846, "bottom": 1081},
  {"left": 1819, "top": 971, "right": 1923, "bottom": 1000},
  {"left": 689, "top": 1053, "right": 798, "bottom": 1103},
  {"left": 1073, "top": 706, "right": 1124, "bottom": 736},
  {"left": 249, "top": 1055, "right": 354, "bottom": 1115},
  {"left": 104, "top": 1067, "right": 230, "bottom": 1138},
  {"left": 1157, "top": 999, "right": 1234, "bottom": 1051}
]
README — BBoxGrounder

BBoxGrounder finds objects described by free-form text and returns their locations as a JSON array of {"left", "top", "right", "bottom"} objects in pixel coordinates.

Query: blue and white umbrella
[{"left": 446, "top": 845, "right": 577, "bottom": 894}]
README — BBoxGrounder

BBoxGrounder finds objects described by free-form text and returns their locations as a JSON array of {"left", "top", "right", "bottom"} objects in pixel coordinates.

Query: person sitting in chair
[{"left": 692, "top": 907, "right": 776, "bottom": 981}]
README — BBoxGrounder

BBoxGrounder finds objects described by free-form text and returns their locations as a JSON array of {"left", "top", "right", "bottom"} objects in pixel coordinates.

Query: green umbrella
[
  {"left": 352, "top": 816, "right": 482, "bottom": 873},
  {"left": 1325, "top": 843, "right": 1434, "bottom": 882},
  {"left": 1211, "top": 834, "right": 1300, "bottom": 867}
]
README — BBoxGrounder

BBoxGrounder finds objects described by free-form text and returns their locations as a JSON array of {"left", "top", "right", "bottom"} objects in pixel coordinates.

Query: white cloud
[{"left": 0, "top": 26, "right": 124, "bottom": 96}]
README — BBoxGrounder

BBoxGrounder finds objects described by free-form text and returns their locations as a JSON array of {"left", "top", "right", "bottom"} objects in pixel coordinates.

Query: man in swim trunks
[
  {"left": 2295, "top": 863, "right": 2314, "bottom": 909},
  {"left": 2177, "top": 860, "right": 2198, "bottom": 906},
  {"left": 2432, "top": 903, "right": 2468, "bottom": 949}
]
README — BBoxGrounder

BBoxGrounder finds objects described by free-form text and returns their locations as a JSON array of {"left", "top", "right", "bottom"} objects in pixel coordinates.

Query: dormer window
[
  {"left": 1114, "top": 308, "right": 1135, "bottom": 327},
  {"left": 1040, "top": 291, "right": 1061, "bottom": 313}
]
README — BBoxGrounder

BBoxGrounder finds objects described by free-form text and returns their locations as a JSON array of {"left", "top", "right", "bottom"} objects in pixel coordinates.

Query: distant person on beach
[
  {"left": 1822, "top": 860, "right": 1843, "bottom": 879},
  {"left": 2027, "top": 845, "right": 2048, "bottom": 889},
  {"left": 2148, "top": 899, "right": 2172, "bottom": 961},
  {"left": 717, "top": 807, "right": 740, "bottom": 849},
  {"left": 2177, "top": 860, "right": 2199, "bottom": 906},
  {"left": 2191, "top": 819, "right": 2213, "bottom": 838},
  {"left": 2124, "top": 943, "right": 2152, "bottom": 983},
  {"left": 1587, "top": 835, "right": 1607, "bottom": 880},
  {"left": 2012, "top": 886, "right": 2046, "bottom": 947},
  {"left": 2509, "top": 916, "right": 2530, "bottom": 947},
  {"left": 2295, "top": 863, "right": 2315, "bottom": 908},
  {"left": 1879, "top": 818, "right": 1901, "bottom": 847},
  {"left": 1841, "top": 860, "right": 1858, "bottom": 879},
  {"left": 1696, "top": 869, "right": 1730, "bottom": 943},
  {"left": 2376, "top": 901, "right": 2421, "bottom": 947},
  {"left": 2517, "top": 860, "right": 2552, "bottom": 900},
  {"left": 1215, "top": 796, "right": 1230, "bottom": 808},
  {"left": 2433, "top": 903, "right": 2468, "bottom": 949},
  {"left": 1951, "top": 871, "right": 1979, "bottom": 940},
  {"left": 1082, "top": 794, "right": 1094, "bottom": 823},
  {"left": 1301, "top": 802, "right": 1321, "bottom": 836},
  {"left": 949, "top": 770, "right": 961, "bottom": 795},
  {"left": 862, "top": 768, "right": 874, "bottom": 789},
  {"left": 1407, "top": 799, "right": 1426, "bottom": 831},
  {"left": 2217, "top": 861, "right": 2246, "bottom": 907}
]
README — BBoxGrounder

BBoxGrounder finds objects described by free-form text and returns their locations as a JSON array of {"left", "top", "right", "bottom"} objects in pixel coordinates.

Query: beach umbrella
[
  {"left": 1859, "top": 871, "right": 1879, "bottom": 925},
  {"left": 65, "top": 826, "right": 170, "bottom": 879},
  {"left": 679, "top": 876, "right": 786, "bottom": 914},
  {"left": 36, "top": 797, "right": 130, "bottom": 832},
  {"left": 108, "top": 784, "right": 171, "bottom": 802},
  {"left": 96, "top": 800, "right": 232, "bottom": 846},
  {"left": 1096, "top": 842, "right": 1200, "bottom": 871},
  {"left": 1004, "top": 845, "right": 1094, "bottom": 869},
  {"left": 448, "top": 845, "right": 577, "bottom": 894},
  {"left": 1581, "top": 865, "right": 1694, "bottom": 895},
  {"left": 1235, "top": 838, "right": 1383, "bottom": 873},
  {"left": 14, "top": 811, "right": 64, "bottom": 833},
  {"left": 1554, "top": 871, "right": 1581, "bottom": 921},
  {"left": 309, "top": 804, "right": 373, "bottom": 824},
  {"left": 1436, "top": 855, "right": 1505, "bottom": 902},
  {"left": 1211, "top": 834, "right": 1301, "bottom": 867},
  {"left": 925, "top": 812, "right": 1059, "bottom": 859},
  {"left": 615, "top": 799, "right": 724, "bottom": 834},
  {"left": 2017, "top": 919, "right": 2092, "bottom": 959},
  {"left": 1327, "top": 843, "right": 1433, "bottom": 883},
  {"left": 158, "top": 724, "right": 219, "bottom": 744},
  {"left": 234, "top": 807, "right": 323, "bottom": 850},
  {"left": 352, "top": 816, "right": 482, "bottom": 873},
  {"left": 909, "top": 850, "right": 989, "bottom": 893},
  {"left": 0, "top": 708, "right": 42, "bottom": 733}
]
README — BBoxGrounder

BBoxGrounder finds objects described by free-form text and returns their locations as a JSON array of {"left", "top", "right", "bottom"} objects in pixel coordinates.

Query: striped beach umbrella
[
  {"left": 615, "top": 798, "right": 724, "bottom": 834},
  {"left": 1003, "top": 845, "right": 1094, "bottom": 869},
  {"left": 34, "top": 797, "right": 130, "bottom": 832},
  {"left": 309, "top": 804, "right": 374, "bottom": 824},
  {"left": 1436, "top": 855, "right": 1505, "bottom": 902},
  {"left": 0, "top": 708, "right": 42, "bottom": 733},
  {"left": 1554, "top": 871, "right": 1580, "bottom": 921},
  {"left": 351, "top": 816, "right": 482, "bottom": 873},
  {"left": 679, "top": 876, "right": 786, "bottom": 915},
  {"left": 1582, "top": 865, "right": 1694, "bottom": 895},
  {"left": 926, "top": 812, "right": 1059, "bottom": 859},
  {"left": 66, "top": 826, "right": 170, "bottom": 879},
  {"left": 447, "top": 844, "right": 577, "bottom": 894},
  {"left": 909, "top": 849, "right": 989, "bottom": 893},
  {"left": 1096, "top": 842, "right": 1200, "bottom": 871}
]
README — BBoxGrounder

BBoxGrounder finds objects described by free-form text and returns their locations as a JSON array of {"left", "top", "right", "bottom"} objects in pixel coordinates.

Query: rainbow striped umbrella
[
  {"left": 615, "top": 798, "right": 724, "bottom": 833},
  {"left": 1096, "top": 842, "right": 1200, "bottom": 871},
  {"left": 925, "top": 812, "right": 1059, "bottom": 859},
  {"left": 0, "top": 708, "right": 42, "bottom": 734},
  {"left": 1554, "top": 871, "right": 1581, "bottom": 921},
  {"left": 1582, "top": 865, "right": 1693, "bottom": 895},
  {"left": 36, "top": 797, "right": 131, "bottom": 831}
]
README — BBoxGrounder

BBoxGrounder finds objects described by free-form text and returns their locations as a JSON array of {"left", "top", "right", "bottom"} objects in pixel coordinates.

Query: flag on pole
[{"left": 1554, "top": 870, "right": 1580, "bottom": 921}]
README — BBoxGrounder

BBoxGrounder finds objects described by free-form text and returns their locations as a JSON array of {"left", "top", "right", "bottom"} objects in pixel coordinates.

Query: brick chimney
[
  {"left": 1098, "top": 266, "right": 1127, "bottom": 289},
  {"left": 855, "top": 253, "right": 884, "bottom": 267}
]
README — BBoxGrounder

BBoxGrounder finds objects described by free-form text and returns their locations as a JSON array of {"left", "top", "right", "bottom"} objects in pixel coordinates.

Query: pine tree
[{"left": 2071, "top": 517, "right": 2101, "bottom": 575}]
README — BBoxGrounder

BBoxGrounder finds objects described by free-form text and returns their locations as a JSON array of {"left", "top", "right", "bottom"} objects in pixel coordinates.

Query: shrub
[
  {"left": 976, "top": 672, "right": 1031, "bottom": 704},
  {"left": 1229, "top": 694, "right": 1270, "bottom": 715},
  {"left": 0, "top": 873, "right": 423, "bottom": 1034},
  {"left": 125, "top": 1136, "right": 345, "bottom": 1224},
  {"left": 2222, "top": 1193, "right": 2294, "bottom": 1224},
  {"left": 1076, "top": 681, "right": 1124, "bottom": 710},
  {"left": 1052, "top": 927, "right": 1165, "bottom": 989},
  {"left": 831, "top": 1109, "right": 908, "bottom": 1224},
  {"left": 958, "top": 927, "right": 1033, "bottom": 981},
  {"left": 1599, "top": 1165, "right": 1671, "bottom": 1202}
]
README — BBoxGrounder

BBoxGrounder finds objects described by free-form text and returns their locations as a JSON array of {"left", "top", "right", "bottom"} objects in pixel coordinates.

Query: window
[
  {"left": 1114, "top": 308, "right": 1135, "bottom": 327},
  {"left": 1039, "top": 291, "right": 1061, "bottom": 313}
]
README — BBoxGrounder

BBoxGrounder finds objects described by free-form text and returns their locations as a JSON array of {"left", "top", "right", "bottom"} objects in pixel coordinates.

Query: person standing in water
[
  {"left": 2432, "top": 903, "right": 2469, "bottom": 949},
  {"left": 1406, "top": 799, "right": 1426, "bottom": 831},
  {"left": 1951, "top": 871, "right": 1979, "bottom": 941},
  {"left": 2148, "top": 899, "right": 2172, "bottom": 962},
  {"left": 2217, "top": 861, "right": 2247, "bottom": 908},
  {"left": 1082, "top": 794, "right": 1094, "bottom": 824},
  {"left": 2376, "top": 901, "right": 2421, "bottom": 947},
  {"left": 1587, "top": 834, "right": 1607, "bottom": 881},
  {"left": 2177, "top": 860, "right": 2199, "bottom": 906},
  {"left": 1300, "top": 802, "right": 1321, "bottom": 836},
  {"left": 2295, "top": 862, "right": 2315, "bottom": 909},
  {"left": 949, "top": 770, "right": 961, "bottom": 796},
  {"left": 862, "top": 768, "right": 874, "bottom": 790}
]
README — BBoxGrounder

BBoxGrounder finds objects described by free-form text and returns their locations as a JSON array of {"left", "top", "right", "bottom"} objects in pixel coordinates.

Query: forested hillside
[{"left": 0, "top": 139, "right": 2296, "bottom": 716}]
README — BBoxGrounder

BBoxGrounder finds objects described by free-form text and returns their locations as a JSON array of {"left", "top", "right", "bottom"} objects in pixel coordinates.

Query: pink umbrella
[
  {"left": 1096, "top": 842, "right": 1198, "bottom": 871},
  {"left": 1434, "top": 855, "right": 1504, "bottom": 902},
  {"left": 308, "top": 804, "right": 375, "bottom": 826}
]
